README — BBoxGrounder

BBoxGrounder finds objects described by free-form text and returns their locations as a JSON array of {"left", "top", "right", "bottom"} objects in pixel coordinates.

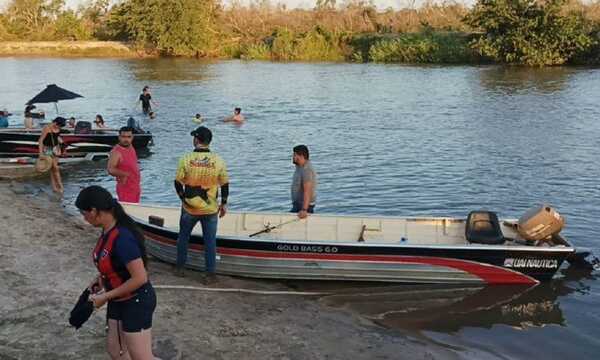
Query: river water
[{"left": 1, "top": 58, "right": 599, "bottom": 359}]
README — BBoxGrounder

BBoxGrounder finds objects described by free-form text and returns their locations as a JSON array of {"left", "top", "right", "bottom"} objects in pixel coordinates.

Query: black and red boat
[{"left": 0, "top": 127, "right": 153, "bottom": 157}]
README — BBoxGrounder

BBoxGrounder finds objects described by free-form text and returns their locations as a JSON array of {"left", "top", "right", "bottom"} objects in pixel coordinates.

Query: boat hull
[
  {"left": 0, "top": 153, "right": 109, "bottom": 179},
  {"left": 0, "top": 129, "right": 152, "bottom": 157},
  {"left": 137, "top": 220, "right": 574, "bottom": 285}
]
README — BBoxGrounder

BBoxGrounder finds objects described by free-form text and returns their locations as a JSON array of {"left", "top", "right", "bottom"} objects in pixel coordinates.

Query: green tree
[
  {"left": 54, "top": 10, "right": 91, "bottom": 40},
  {"left": 79, "top": 0, "right": 110, "bottom": 39},
  {"left": 105, "top": 0, "right": 219, "bottom": 56},
  {"left": 4, "top": 0, "right": 65, "bottom": 39},
  {"left": 465, "top": 0, "right": 595, "bottom": 66}
]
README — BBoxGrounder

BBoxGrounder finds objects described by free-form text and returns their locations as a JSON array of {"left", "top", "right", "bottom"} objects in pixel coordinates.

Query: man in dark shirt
[{"left": 138, "top": 86, "right": 156, "bottom": 115}]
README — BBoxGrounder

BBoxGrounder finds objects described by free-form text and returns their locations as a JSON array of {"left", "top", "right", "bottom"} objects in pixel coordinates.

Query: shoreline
[
  {"left": 0, "top": 41, "right": 147, "bottom": 58},
  {"left": 0, "top": 181, "right": 459, "bottom": 359}
]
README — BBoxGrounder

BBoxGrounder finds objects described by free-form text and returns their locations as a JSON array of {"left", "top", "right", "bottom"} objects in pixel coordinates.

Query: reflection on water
[
  {"left": 477, "top": 66, "right": 576, "bottom": 94},
  {"left": 126, "top": 58, "right": 215, "bottom": 82},
  {"left": 296, "top": 267, "right": 596, "bottom": 358},
  {"left": 319, "top": 283, "right": 567, "bottom": 332}
]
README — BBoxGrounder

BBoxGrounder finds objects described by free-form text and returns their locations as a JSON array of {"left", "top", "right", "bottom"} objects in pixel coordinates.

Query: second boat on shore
[{"left": 0, "top": 125, "right": 153, "bottom": 158}]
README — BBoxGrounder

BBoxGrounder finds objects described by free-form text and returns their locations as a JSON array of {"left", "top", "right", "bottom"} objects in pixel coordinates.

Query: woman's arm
[
  {"left": 91, "top": 258, "right": 147, "bottom": 308},
  {"left": 38, "top": 127, "right": 48, "bottom": 153}
]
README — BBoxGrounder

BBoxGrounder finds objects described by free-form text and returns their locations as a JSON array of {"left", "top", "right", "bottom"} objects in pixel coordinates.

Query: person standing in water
[
  {"left": 38, "top": 117, "right": 66, "bottom": 194},
  {"left": 138, "top": 86, "right": 157, "bottom": 116},
  {"left": 223, "top": 107, "right": 244, "bottom": 124},
  {"left": 291, "top": 145, "right": 317, "bottom": 219},
  {"left": 107, "top": 127, "right": 141, "bottom": 203}
]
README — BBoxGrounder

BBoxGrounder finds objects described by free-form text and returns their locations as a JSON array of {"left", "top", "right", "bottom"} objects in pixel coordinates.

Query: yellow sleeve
[{"left": 175, "top": 156, "right": 187, "bottom": 183}]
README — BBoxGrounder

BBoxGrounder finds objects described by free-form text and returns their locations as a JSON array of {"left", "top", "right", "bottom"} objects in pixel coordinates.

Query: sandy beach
[
  {"left": 0, "top": 41, "right": 140, "bottom": 58},
  {"left": 0, "top": 181, "right": 458, "bottom": 360}
]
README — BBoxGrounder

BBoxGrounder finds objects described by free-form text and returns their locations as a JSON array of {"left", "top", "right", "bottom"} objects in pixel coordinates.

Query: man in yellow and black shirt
[{"left": 173, "top": 126, "right": 229, "bottom": 284}]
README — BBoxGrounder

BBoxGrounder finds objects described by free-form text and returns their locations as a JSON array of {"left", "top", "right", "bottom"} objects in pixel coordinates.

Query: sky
[{"left": 1, "top": 0, "right": 470, "bottom": 12}]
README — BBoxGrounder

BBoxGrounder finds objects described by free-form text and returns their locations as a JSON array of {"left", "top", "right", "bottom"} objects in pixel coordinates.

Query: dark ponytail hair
[{"left": 76, "top": 186, "right": 147, "bottom": 265}]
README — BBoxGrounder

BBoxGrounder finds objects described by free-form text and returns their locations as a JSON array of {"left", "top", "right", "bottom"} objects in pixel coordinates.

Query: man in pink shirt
[{"left": 107, "top": 127, "right": 141, "bottom": 203}]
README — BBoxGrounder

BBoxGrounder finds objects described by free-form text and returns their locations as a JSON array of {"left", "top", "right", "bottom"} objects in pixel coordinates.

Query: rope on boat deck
[{"left": 153, "top": 284, "right": 329, "bottom": 296}]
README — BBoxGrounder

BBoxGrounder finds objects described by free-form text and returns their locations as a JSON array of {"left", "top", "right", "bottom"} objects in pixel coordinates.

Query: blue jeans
[
  {"left": 291, "top": 202, "right": 315, "bottom": 213},
  {"left": 176, "top": 209, "right": 218, "bottom": 273}
]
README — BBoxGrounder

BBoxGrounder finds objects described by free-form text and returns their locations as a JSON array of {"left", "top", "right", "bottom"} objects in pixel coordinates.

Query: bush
[
  {"left": 465, "top": 0, "right": 595, "bottom": 66},
  {"left": 270, "top": 28, "right": 296, "bottom": 60},
  {"left": 293, "top": 28, "right": 344, "bottom": 61},
  {"left": 241, "top": 43, "right": 271, "bottom": 60},
  {"left": 367, "top": 32, "right": 478, "bottom": 63}
]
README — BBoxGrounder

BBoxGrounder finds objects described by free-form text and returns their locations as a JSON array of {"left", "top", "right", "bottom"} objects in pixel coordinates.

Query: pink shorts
[{"left": 117, "top": 186, "right": 141, "bottom": 203}]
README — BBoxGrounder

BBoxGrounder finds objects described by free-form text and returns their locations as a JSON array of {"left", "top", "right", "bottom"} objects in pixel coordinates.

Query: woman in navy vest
[{"left": 76, "top": 186, "right": 156, "bottom": 360}]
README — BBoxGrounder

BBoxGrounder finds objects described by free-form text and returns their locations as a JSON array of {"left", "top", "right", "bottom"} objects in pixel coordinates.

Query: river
[{"left": 1, "top": 58, "right": 599, "bottom": 359}]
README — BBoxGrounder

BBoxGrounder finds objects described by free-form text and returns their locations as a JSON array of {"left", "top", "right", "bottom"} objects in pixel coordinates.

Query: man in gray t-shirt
[{"left": 291, "top": 145, "right": 317, "bottom": 219}]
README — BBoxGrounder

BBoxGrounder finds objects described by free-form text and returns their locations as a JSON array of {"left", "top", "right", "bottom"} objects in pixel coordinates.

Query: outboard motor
[
  {"left": 517, "top": 204, "right": 564, "bottom": 241},
  {"left": 465, "top": 211, "right": 505, "bottom": 245},
  {"left": 127, "top": 117, "right": 144, "bottom": 134},
  {"left": 74, "top": 121, "right": 92, "bottom": 134}
]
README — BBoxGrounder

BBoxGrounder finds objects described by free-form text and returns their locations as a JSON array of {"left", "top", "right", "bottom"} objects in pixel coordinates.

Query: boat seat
[
  {"left": 465, "top": 211, "right": 505, "bottom": 245},
  {"left": 75, "top": 121, "right": 92, "bottom": 134}
]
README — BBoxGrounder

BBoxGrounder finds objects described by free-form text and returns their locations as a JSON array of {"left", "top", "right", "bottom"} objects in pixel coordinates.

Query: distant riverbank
[
  {"left": 2, "top": 36, "right": 598, "bottom": 66},
  {"left": 0, "top": 41, "right": 144, "bottom": 58},
  {"left": 1, "top": 34, "right": 479, "bottom": 63}
]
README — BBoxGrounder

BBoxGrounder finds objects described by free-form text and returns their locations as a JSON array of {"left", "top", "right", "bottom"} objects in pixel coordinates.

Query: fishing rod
[{"left": 249, "top": 218, "right": 301, "bottom": 238}]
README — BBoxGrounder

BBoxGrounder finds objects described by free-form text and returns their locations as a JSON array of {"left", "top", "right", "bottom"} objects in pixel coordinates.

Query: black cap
[{"left": 190, "top": 126, "right": 212, "bottom": 144}]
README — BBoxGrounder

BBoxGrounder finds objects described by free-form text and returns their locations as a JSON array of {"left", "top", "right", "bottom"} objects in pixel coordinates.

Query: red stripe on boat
[
  {"left": 144, "top": 230, "right": 538, "bottom": 285},
  {"left": 13, "top": 147, "right": 37, "bottom": 153}
]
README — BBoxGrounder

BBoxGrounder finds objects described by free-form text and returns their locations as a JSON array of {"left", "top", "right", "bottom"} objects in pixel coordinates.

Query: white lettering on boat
[
  {"left": 276, "top": 244, "right": 339, "bottom": 253},
  {"left": 503, "top": 258, "right": 558, "bottom": 269}
]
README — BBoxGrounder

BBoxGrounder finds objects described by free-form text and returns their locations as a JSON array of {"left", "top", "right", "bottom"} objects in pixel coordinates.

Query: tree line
[{"left": 1, "top": 0, "right": 600, "bottom": 66}]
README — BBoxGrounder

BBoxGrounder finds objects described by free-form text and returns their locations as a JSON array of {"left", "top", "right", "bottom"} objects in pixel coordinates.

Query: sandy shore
[
  {"left": 0, "top": 181, "right": 458, "bottom": 360},
  {"left": 0, "top": 41, "right": 143, "bottom": 58}
]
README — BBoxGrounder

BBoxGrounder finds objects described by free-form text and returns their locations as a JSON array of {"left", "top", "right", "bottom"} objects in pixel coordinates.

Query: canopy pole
[{"left": 54, "top": 102, "right": 59, "bottom": 115}]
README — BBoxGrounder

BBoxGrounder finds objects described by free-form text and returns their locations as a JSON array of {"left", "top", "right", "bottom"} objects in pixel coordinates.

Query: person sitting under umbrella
[{"left": 24, "top": 105, "right": 39, "bottom": 129}]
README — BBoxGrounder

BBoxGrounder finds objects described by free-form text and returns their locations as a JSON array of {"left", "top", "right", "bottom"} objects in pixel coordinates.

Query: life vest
[{"left": 92, "top": 227, "right": 133, "bottom": 300}]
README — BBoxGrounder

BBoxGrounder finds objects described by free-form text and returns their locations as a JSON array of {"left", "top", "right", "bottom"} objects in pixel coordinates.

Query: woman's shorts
[{"left": 107, "top": 283, "right": 156, "bottom": 332}]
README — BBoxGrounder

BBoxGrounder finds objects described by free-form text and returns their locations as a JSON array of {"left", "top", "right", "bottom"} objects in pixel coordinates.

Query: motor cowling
[{"left": 517, "top": 205, "right": 565, "bottom": 241}]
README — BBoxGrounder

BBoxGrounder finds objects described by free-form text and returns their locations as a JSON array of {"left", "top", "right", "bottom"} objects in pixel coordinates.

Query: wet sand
[{"left": 0, "top": 181, "right": 458, "bottom": 360}]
